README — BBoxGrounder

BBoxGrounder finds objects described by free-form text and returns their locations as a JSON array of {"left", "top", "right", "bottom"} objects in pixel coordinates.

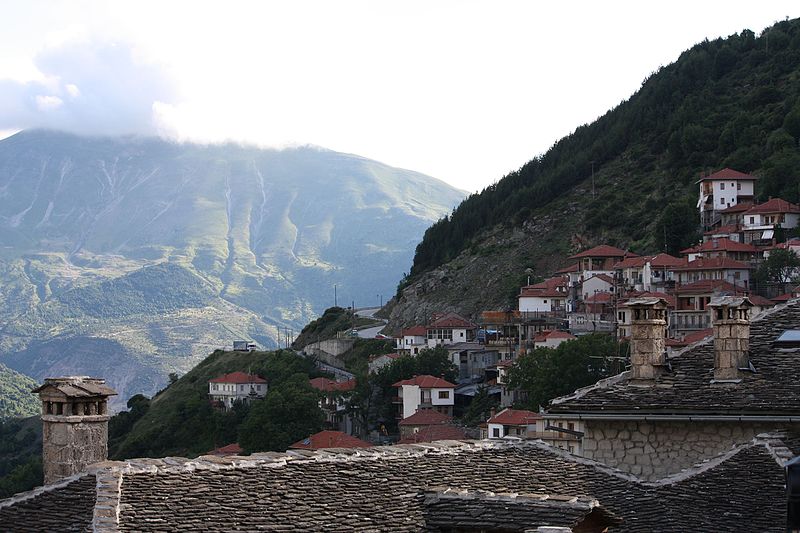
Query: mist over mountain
[{"left": 0, "top": 130, "right": 464, "bottom": 407}]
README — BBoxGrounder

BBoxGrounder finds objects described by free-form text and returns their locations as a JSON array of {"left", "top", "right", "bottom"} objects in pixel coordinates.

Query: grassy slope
[{"left": 0, "top": 365, "right": 39, "bottom": 418}]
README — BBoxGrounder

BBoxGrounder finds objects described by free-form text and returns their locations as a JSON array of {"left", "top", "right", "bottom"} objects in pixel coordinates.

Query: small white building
[
  {"left": 393, "top": 375, "right": 456, "bottom": 419},
  {"left": 208, "top": 372, "right": 267, "bottom": 409},
  {"left": 742, "top": 198, "right": 800, "bottom": 244},
  {"left": 532, "top": 330, "right": 576, "bottom": 349},
  {"left": 697, "top": 167, "right": 756, "bottom": 229},
  {"left": 483, "top": 407, "right": 585, "bottom": 455},
  {"left": 517, "top": 276, "right": 568, "bottom": 315},
  {"left": 396, "top": 326, "right": 427, "bottom": 355},
  {"left": 425, "top": 313, "right": 478, "bottom": 348}
]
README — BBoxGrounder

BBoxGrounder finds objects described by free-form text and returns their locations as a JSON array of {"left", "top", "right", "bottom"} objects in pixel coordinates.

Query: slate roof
[
  {"left": 549, "top": 300, "right": 800, "bottom": 416},
  {"left": 31, "top": 376, "right": 117, "bottom": 398},
  {"left": 1, "top": 437, "right": 788, "bottom": 532}
]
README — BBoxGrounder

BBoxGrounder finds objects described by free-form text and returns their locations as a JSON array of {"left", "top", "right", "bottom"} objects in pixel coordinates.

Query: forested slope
[{"left": 388, "top": 18, "right": 800, "bottom": 329}]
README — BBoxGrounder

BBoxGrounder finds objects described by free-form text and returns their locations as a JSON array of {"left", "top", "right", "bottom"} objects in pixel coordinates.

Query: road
[{"left": 354, "top": 307, "right": 388, "bottom": 339}]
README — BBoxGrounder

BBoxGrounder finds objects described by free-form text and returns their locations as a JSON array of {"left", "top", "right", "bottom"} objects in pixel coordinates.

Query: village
[{"left": 199, "top": 167, "right": 800, "bottom": 468}]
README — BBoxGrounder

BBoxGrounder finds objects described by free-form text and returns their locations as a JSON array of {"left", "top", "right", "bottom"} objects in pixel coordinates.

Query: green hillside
[
  {"left": 109, "top": 349, "right": 326, "bottom": 460},
  {"left": 389, "top": 18, "right": 800, "bottom": 327},
  {"left": 0, "top": 364, "right": 38, "bottom": 418}
]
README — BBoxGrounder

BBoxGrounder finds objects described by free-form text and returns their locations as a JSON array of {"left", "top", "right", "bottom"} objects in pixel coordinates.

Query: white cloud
[{"left": 35, "top": 95, "right": 63, "bottom": 111}]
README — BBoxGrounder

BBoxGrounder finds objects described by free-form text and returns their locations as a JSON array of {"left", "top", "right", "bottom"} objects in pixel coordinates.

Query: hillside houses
[{"left": 208, "top": 372, "right": 267, "bottom": 409}]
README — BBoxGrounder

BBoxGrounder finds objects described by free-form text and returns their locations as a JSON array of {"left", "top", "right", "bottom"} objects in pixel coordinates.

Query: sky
[{"left": 0, "top": 1, "right": 799, "bottom": 192}]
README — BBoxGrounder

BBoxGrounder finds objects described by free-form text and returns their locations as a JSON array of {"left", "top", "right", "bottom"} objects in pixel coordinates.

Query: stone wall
[
  {"left": 43, "top": 416, "right": 109, "bottom": 484},
  {"left": 582, "top": 419, "right": 792, "bottom": 480}
]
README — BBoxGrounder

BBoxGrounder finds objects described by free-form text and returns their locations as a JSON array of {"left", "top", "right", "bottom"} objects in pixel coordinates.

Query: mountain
[
  {"left": 0, "top": 130, "right": 465, "bottom": 406},
  {"left": 0, "top": 364, "right": 38, "bottom": 418},
  {"left": 387, "top": 18, "right": 800, "bottom": 329}
]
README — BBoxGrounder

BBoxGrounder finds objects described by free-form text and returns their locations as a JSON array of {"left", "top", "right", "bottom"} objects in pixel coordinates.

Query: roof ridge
[
  {"left": 0, "top": 471, "right": 91, "bottom": 510},
  {"left": 549, "top": 371, "right": 631, "bottom": 406}
]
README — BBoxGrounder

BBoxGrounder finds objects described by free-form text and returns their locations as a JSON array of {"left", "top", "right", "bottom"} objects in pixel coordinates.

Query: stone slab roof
[
  {"left": 549, "top": 300, "right": 800, "bottom": 416},
  {"left": 0, "top": 436, "right": 789, "bottom": 532}
]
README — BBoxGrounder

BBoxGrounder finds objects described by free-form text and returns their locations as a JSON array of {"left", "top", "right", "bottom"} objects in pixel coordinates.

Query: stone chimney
[
  {"left": 709, "top": 297, "right": 753, "bottom": 381},
  {"left": 32, "top": 376, "right": 117, "bottom": 484},
  {"left": 624, "top": 297, "right": 669, "bottom": 382}
]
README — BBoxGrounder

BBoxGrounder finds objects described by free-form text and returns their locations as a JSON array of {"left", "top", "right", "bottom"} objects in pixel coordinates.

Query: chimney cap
[
  {"left": 708, "top": 296, "right": 753, "bottom": 308},
  {"left": 32, "top": 376, "right": 117, "bottom": 398},
  {"left": 623, "top": 297, "right": 669, "bottom": 309}
]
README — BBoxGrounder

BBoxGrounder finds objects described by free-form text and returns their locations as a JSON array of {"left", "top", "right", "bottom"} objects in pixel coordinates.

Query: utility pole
[
  {"left": 591, "top": 161, "right": 596, "bottom": 200},
  {"left": 334, "top": 284, "right": 337, "bottom": 307}
]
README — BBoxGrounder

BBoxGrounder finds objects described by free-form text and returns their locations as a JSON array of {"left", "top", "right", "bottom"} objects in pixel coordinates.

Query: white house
[
  {"left": 517, "top": 276, "right": 568, "bottom": 314},
  {"left": 396, "top": 326, "right": 427, "bottom": 355},
  {"left": 309, "top": 377, "right": 357, "bottom": 433},
  {"left": 581, "top": 273, "right": 614, "bottom": 301},
  {"left": 484, "top": 407, "right": 585, "bottom": 454},
  {"left": 532, "top": 330, "right": 576, "bottom": 349},
  {"left": 697, "top": 167, "right": 756, "bottom": 230},
  {"left": 425, "top": 313, "right": 478, "bottom": 348},
  {"left": 742, "top": 198, "right": 800, "bottom": 244},
  {"left": 614, "top": 253, "right": 683, "bottom": 293},
  {"left": 671, "top": 257, "right": 751, "bottom": 289},
  {"left": 392, "top": 375, "right": 456, "bottom": 419},
  {"left": 208, "top": 372, "right": 267, "bottom": 409}
]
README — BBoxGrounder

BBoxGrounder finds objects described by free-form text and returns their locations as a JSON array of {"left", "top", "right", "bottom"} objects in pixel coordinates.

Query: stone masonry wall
[
  {"left": 43, "top": 419, "right": 108, "bottom": 485},
  {"left": 582, "top": 420, "right": 793, "bottom": 481}
]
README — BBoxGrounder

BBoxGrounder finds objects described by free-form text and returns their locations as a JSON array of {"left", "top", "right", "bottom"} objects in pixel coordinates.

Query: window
[
  {"left": 737, "top": 182, "right": 741, "bottom": 190},
  {"left": 750, "top": 216, "right": 755, "bottom": 224},
  {"left": 492, "top": 427, "right": 500, "bottom": 438},
  {"left": 720, "top": 183, "right": 725, "bottom": 190},
  {"left": 438, "top": 390, "right": 450, "bottom": 399},
  {"left": 568, "top": 422, "right": 574, "bottom": 431},
  {"left": 720, "top": 197, "right": 725, "bottom": 205}
]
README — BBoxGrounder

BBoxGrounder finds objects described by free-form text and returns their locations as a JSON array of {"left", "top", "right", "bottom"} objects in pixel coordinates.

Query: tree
[
  {"left": 460, "top": 386, "right": 498, "bottom": 427},
  {"left": 754, "top": 248, "right": 800, "bottom": 288},
  {"left": 507, "top": 334, "right": 624, "bottom": 410},
  {"left": 238, "top": 374, "right": 324, "bottom": 453}
]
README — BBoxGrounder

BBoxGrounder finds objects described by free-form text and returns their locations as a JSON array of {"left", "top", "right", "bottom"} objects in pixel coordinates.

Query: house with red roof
[
  {"left": 671, "top": 279, "right": 746, "bottom": 336},
  {"left": 532, "top": 330, "right": 576, "bottom": 349},
  {"left": 393, "top": 374, "right": 456, "bottom": 419},
  {"left": 697, "top": 168, "right": 757, "bottom": 230},
  {"left": 397, "top": 409, "right": 453, "bottom": 438},
  {"left": 680, "top": 237, "right": 760, "bottom": 264},
  {"left": 613, "top": 253, "right": 683, "bottom": 293},
  {"left": 396, "top": 423, "right": 468, "bottom": 444},
  {"left": 208, "top": 372, "right": 267, "bottom": 409},
  {"left": 484, "top": 408, "right": 541, "bottom": 439},
  {"left": 483, "top": 408, "right": 585, "bottom": 454},
  {"left": 396, "top": 325, "right": 427, "bottom": 355},
  {"left": 517, "top": 276, "right": 568, "bottom": 316},
  {"left": 205, "top": 443, "right": 244, "bottom": 456},
  {"left": 425, "top": 312, "right": 478, "bottom": 348},
  {"left": 742, "top": 198, "right": 800, "bottom": 244},
  {"left": 671, "top": 257, "right": 751, "bottom": 289},
  {"left": 309, "top": 377, "right": 357, "bottom": 433},
  {"left": 288, "top": 430, "right": 372, "bottom": 450}
]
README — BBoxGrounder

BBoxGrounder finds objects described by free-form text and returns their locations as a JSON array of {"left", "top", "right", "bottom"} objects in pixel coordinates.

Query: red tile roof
[
  {"left": 719, "top": 203, "right": 753, "bottom": 214},
  {"left": 619, "top": 291, "right": 676, "bottom": 308},
  {"left": 586, "top": 273, "right": 615, "bottom": 284},
  {"left": 649, "top": 253, "right": 685, "bottom": 268},
  {"left": 747, "top": 294, "right": 775, "bottom": 307},
  {"left": 704, "top": 224, "right": 741, "bottom": 235},
  {"left": 392, "top": 375, "right": 456, "bottom": 389},
  {"left": 613, "top": 256, "right": 649, "bottom": 269},
  {"left": 554, "top": 263, "right": 580, "bottom": 274},
  {"left": 533, "top": 330, "right": 577, "bottom": 342},
  {"left": 671, "top": 257, "right": 751, "bottom": 271},
  {"left": 427, "top": 313, "right": 478, "bottom": 329},
  {"left": 206, "top": 443, "right": 244, "bottom": 456},
  {"left": 745, "top": 198, "right": 800, "bottom": 214},
  {"left": 667, "top": 329, "right": 714, "bottom": 347},
  {"left": 569, "top": 245, "right": 637, "bottom": 259},
  {"left": 487, "top": 408, "right": 541, "bottom": 426},
  {"left": 401, "top": 326, "right": 427, "bottom": 337},
  {"left": 209, "top": 372, "right": 267, "bottom": 384},
  {"left": 398, "top": 409, "right": 453, "bottom": 426},
  {"left": 309, "top": 377, "right": 357, "bottom": 393},
  {"left": 289, "top": 430, "right": 373, "bottom": 450},
  {"left": 674, "top": 279, "right": 742, "bottom": 294},
  {"left": 584, "top": 292, "right": 613, "bottom": 304},
  {"left": 519, "top": 276, "right": 568, "bottom": 298},
  {"left": 680, "top": 238, "right": 758, "bottom": 255},
  {"left": 772, "top": 293, "right": 797, "bottom": 302},
  {"left": 396, "top": 424, "right": 468, "bottom": 444},
  {"left": 697, "top": 168, "right": 758, "bottom": 182}
]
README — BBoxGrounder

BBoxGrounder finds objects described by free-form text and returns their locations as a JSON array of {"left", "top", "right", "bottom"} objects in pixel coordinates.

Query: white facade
[
  {"left": 426, "top": 328, "right": 468, "bottom": 348},
  {"left": 706, "top": 179, "right": 754, "bottom": 211},
  {"left": 581, "top": 275, "right": 613, "bottom": 301},
  {"left": 676, "top": 267, "right": 750, "bottom": 287},
  {"left": 208, "top": 381, "right": 267, "bottom": 408},
  {"left": 396, "top": 333, "right": 426, "bottom": 355},
  {"left": 518, "top": 295, "right": 566, "bottom": 313},
  {"left": 397, "top": 384, "right": 454, "bottom": 419}
]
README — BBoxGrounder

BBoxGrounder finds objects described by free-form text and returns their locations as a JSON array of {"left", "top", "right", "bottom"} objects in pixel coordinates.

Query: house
[
  {"left": 613, "top": 253, "right": 682, "bottom": 293},
  {"left": 547, "top": 296, "right": 800, "bottom": 482},
  {"left": 425, "top": 312, "right": 478, "bottom": 347},
  {"left": 445, "top": 342, "right": 500, "bottom": 380},
  {"left": 397, "top": 409, "right": 453, "bottom": 438},
  {"left": 665, "top": 328, "right": 713, "bottom": 356},
  {"left": 569, "top": 291, "right": 615, "bottom": 334},
  {"left": 680, "top": 237, "right": 761, "bottom": 266},
  {"left": 288, "top": 430, "right": 372, "bottom": 450},
  {"left": 208, "top": 372, "right": 267, "bottom": 409},
  {"left": 742, "top": 197, "right": 800, "bottom": 244},
  {"left": 697, "top": 167, "right": 757, "bottom": 230},
  {"left": 532, "top": 329, "right": 576, "bottom": 349},
  {"left": 671, "top": 256, "right": 751, "bottom": 288},
  {"left": 309, "top": 377, "right": 357, "bottom": 433},
  {"left": 703, "top": 222, "right": 742, "bottom": 243},
  {"left": 396, "top": 423, "right": 468, "bottom": 444},
  {"left": 670, "top": 279, "right": 744, "bottom": 336},
  {"left": 484, "top": 408, "right": 540, "bottom": 439},
  {"left": 581, "top": 273, "right": 614, "bottom": 301},
  {"left": 368, "top": 352, "right": 402, "bottom": 373},
  {"left": 393, "top": 374, "right": 456, "bottom": 419},
  {"left": 494, "top": 359, "right": 525, "bottom": 408},
  {"left": 517, "top": 276, "right": 568, "bottom": 315},
  {"left": 396, "top": 325, "right": 427, "bottom": 355}
]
